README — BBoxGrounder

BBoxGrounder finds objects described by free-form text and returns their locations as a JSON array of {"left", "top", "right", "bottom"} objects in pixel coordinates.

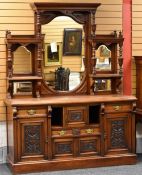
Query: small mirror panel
[
  {"left": 96, "top": 45, "right": 111, "bottom": 71},
  {"left": 13, "top": 81, "right": 32, "bottom": 95},
  {"left": 94, "top": 79, "right": 111, "bottom": 92},
  {"left": 13, "top": 46, "right": 32, "bottom": 74}
]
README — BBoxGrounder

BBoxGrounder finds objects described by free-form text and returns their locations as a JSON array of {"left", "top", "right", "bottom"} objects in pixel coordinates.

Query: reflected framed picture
[
  {"left": 63, "top": 28, "right": 82, "bottom": 56},
  {"left": 45, "top": 42, "right": 62, "bottom": 66}
]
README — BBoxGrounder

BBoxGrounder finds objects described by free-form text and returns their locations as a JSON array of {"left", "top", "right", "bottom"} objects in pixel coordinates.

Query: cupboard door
[
  {"left": 17, "top": 117, "right": 48, "bottom": 162},
  {"left": 64, "top": 106, "right": 88, "bottom": 127},
  {"left": 104, "top": 113, "right": 132, "bottom": 155}
]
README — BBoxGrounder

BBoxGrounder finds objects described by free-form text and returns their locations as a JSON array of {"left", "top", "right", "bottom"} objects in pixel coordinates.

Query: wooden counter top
[{"left": 4, "top": 95, "right": 137, "bottom": 106}]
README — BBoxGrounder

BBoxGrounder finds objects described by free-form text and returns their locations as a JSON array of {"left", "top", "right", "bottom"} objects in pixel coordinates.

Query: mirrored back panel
[{"left": 42, "top": 16, "right": 85, "bottom": 92}]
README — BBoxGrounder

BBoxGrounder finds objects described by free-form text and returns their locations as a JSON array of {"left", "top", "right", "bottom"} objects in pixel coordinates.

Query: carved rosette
[{"left": 72, "top": 128, "right": 80, "bottom": 136}]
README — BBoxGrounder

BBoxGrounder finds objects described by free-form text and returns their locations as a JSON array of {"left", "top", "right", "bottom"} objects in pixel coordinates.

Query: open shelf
[
  {"left": 7, "top": 76, "right": 42, "bottom": 81},
  {"left": 90, "top": 74, "right": 122, "bottom": 79},
  {"left": 51, "top": 106, "right": 63, "bottom": 127},
  {"left": 89, "top": 104, "right": 100, "bottom": 124}
]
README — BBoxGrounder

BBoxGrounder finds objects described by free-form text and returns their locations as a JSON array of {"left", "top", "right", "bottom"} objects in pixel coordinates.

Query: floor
[{"left": 1, "top": 155, "right": 142, "bottom": 175}]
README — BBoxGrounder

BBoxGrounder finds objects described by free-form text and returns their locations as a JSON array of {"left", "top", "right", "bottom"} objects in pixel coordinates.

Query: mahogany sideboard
[
  {"left": 5, "top": 95, "right": 136, "bottom": 173},
  {"left": 4, "top": 2, "right": 137, "bottom": 174}
]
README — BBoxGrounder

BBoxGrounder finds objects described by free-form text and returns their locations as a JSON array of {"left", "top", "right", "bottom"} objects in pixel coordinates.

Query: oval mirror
[{"left": 42, "top": 16, "right": 85, "bottom": 92}]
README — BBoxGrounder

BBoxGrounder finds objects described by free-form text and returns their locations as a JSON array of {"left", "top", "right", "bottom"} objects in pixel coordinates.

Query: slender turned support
[
  {"left": 37, "top": 43, "right": 42, "bottom": 76},
  {"left": 118, "top": 31, "right": 123, "bottom": 75},
  {"left": 7, "top": 81, "right": 13, "bottom": 99},
  {"left": 47, "top": 106, "right": 52, "bottom": 160},
  {"left": 91, "top": 11, "right": 97, "bottom": 75},
  {"left": 35, "top": 81, "right": 41, "bottom": 98},
  {"left": 7, "top": 42, "right": 13, "bottom": 78},
  {"left": 36, "top": 12, "right": 41, "bottom": 38},
  {"left": 116, "top": 31, "right": 123, "bottom": 94}
]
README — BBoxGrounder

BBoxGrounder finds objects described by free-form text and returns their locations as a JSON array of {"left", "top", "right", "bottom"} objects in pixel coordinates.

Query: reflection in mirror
[
  {"left": 13, "top": 46, "right": 32, "bottom": 74},
  {"left": 13, "top": 81, "right": 32, "bottom": 95},
  {"left": 96, "top": 45, "right": 111, "bottom": 71},
  {"left": 94, "top": 79, "right": 111, "bottom": 92},
  {"left": 42, "top": 16, "right": 85, "bottom": 92}
]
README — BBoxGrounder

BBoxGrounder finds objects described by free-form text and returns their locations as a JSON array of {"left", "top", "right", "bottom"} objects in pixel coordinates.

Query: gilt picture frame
[
  {"left": 63, "top": 28, "right": 82, "bottom": 56},
  {"left": 45, "top": 42, "right": 62, "bottom": 66}
]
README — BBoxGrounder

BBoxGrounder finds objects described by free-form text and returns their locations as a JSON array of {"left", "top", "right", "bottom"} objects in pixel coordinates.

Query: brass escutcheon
[
  {"left": 27, "top": 109, "right": 36, "bottom": 115},
  {"left": 59, "top": 130, "right": 66, "bottom": 136},
  {"left": 113, "top": 105, "right": 120, "bottom": 111},
  {"left": 86, "top": 128, "right": 93, "bottom": 134}
]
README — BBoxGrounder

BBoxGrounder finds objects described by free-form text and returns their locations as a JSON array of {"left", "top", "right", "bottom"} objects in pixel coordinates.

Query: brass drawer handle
[
  {"left": 27, "top": 109, "right": 36, "bottom": 115},
  {"left": 86, "top": 129, "right": 94, "bottom": 134},
  {"left": 59, "top": 130, "right": 66, "bottom": 136},
  {"left": 113, "top": 105, "right": 120, "bottom": 111}
]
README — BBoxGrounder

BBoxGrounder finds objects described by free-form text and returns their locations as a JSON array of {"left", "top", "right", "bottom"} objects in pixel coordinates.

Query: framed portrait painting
[
  {"left": 45, "top": 42, "right": 62, "bottom": 66},
  {"left": 63, "top": 28, "right": 82, "bottom": 56}
]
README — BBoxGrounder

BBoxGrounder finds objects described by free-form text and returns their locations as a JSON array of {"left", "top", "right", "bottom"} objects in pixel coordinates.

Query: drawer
[
  {"left": 105, "top": 103, "right": 131, "bottom": 113},
  {"left": 52, "top": 138, "right": 73, "bottom": 158},
  {"left": 52, "top": 129, "right": 72, "bottom": 137},
  {"left": 52, "top": 127, "right": 100, "bottom": 138},
  {"left": 80, "top": 127, "right": 100, "bottom": 136},
  {"left": 79, "top": 136, "right": 101, "bottom": 156},
  {"left": 16, "top": 106, "right": 47, "bottom": 117}
]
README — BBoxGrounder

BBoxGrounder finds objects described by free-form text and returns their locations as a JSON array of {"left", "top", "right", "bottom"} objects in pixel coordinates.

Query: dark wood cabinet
[{"left": 4, "top": 2, "right": 136, "bottom": 174}]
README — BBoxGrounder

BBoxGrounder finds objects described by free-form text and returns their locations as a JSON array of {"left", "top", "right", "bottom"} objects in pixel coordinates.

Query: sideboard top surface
[{"left": 4, "top": 95, "right": 137, "bottom": 106}]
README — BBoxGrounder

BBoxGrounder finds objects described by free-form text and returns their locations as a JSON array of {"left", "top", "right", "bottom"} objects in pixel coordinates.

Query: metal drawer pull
[
  {"left": 113, "top": 105, "right": 120, "bottom": 111},
  {"left": 86, "top": 129, "right": 94, "bottom": 134},
  {"left": 27, "top": 109, "right": 36, "bottom": 115},
  {"left": 59, "top": 130, "right": 66, "bottom": 136}
]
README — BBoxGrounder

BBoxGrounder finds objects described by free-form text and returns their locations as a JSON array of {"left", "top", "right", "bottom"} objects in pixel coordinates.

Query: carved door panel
[
  {"left": 79, "top": 136, "right": 101, "bottom": 157},
  {"left": 52, "top": 138, "right": 73, "bottom": 159},
  {"left": 64, "top": 106, "right": 88, "bottom": 127},
  {"left": 104, "top": 113, "right": 132, "bottom": 155},
  {"left": 17, "top": 117, "right": 48, "bottom": 162}
]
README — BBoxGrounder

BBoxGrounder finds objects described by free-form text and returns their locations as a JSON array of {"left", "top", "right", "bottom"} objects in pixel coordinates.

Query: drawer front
[
  {"left": 64, "top": 106, "right": 88, "bottom": 127},
  {"left": 52, "top": 129, "right": 72, "bottom": 137},
  {"left": 52, "top": 138, "right": 73, "bottom": 158},
  {"left": 79, "top": 136, "right": 101, "bottom": 156},
  {"left": 52, "top": 127, "right": 100, "bottom": 138},
  {"left": 80, "top": 127, "right": 100, "bottom": 136},
  {"left": 105, "top": 103, "right": 131, "bottom": 113},
  {"left": 16, "top": 107, "right": 47, "bottom": 117}
]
